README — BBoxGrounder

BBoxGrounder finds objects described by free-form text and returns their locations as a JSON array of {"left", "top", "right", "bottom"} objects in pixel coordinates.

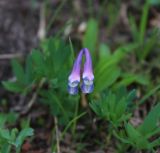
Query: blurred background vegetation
[{"left": 0, "top": 0, "right": 160, "bottom": 153}]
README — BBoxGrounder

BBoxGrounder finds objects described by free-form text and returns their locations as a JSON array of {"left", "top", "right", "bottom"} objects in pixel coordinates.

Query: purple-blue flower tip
[
  {"left": 68, "top": 48, "right": 94, "bottom": 95},
  {"left": 81, "top": 48, "right": 94, "bottom": 93},
  {"left": 68, "top": 50, "right": 83, "bottom": 95},
  {"left": 68, "top": 81, "right": 79, "bottom": 95},
  {"left": 81, "top": 77, "right": 94, "bottom": 93}
]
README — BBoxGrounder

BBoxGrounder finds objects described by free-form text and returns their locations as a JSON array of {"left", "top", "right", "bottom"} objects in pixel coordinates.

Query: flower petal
[
  {"left": 81, "top": 80, "right": 94, "bottom": 94},
  {"left": 82, "top": 48, "right": 94, "bottom": 81},
  {"left": 68, "top": 50, "right": 83, "bottom": 83},
  {"left": 68, "top": 85, "right": 79, "bottom": 95},
  {"left": 68, "top": 50, "right": 83, "bottom": 94},
  {"left": 81, "top": 48, "right": 94, "bottom": 93}
]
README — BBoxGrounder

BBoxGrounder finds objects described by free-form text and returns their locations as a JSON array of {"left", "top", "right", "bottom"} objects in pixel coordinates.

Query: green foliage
[
  {"left": 14, "top": 128, "right": 34, "bottom": 148},
  {"left": 129, "top": 1, "right": 159, "bottom": 60},
  {"left": 1, "top": 1, "right": 160, "bottom": 152},
  {"left": 0, "top": 127, "right": 33, "bottom": 153},
  {"left": 82, "top": 18, "right": 98, "bottom": 57},
  {"left": 0, "top": 112, "right": 33, "bottom": 153},
  {"left": 138, "top": 103, "right": 160, "bottom": 136},
  {"left": 115, "top": 73, "right": 149, "bottom": 88},
  {"left": 90, "top": 88, "right": 136, "bottom": 127},
  {"left": 0, "top": 112, "right": 18, "bottom": 128},
  {"left": 2, "top": 55, "right": 35, "bottom": 94},
  {"left": 94, "top": 43, "right": 138, "bottom": 93},
  {"left": 3, "top": 38, "right": 71, "bottom": 93},
  {"left": 2, "top": 6, "right": 160, "bottom": 151},
  {"left": 139, "top": 84, "right": 160, "bottom": 105},
  {"left": 139, "top": 1, "right": 150, "bottom": 44},
  {"left": 3, "top": 38, "right": 79, "bottom": 126},
  {"left": 91, "top": 86, "right": 160, "bottom": 151},
  {"left": 114, "top": 103, "right": 160, "bottom": 150},
  {"left": 40, "top": 89, "right": 79, "bottom": 125}
]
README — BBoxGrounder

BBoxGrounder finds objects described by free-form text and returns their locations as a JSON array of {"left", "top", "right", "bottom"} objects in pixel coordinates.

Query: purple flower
[
  {"left": 68, "top": 50, "right": 83, "bottom": 95},
  {"left": 68, "top": 48, "right": 94, "bottom": 95},
  {"left": 81, "top": 48, "right": 94, "bottom": 93}
]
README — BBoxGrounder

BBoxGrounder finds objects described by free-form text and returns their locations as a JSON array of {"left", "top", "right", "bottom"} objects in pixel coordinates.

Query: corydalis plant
[{"left": 68, "top": 48, "right": 94, "bottom": 95}]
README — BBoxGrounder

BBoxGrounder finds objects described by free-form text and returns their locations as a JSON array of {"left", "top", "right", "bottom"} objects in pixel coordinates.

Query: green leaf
[
  {"left": 0, "top": 113, "right": 18, "bottom": 130},
  {"left": 146, "top": 128, "right": 160, "bottom": 139},
  {"left": 149, "top": 137, "right": 160, "bottom": 148},
  {"left": 25, "top": 55, "right": 34, "bottom": 84},
  {"left": 126, "top": 123, "right": 141, "bottom": 142},
  {"left": 90, "top": 88, "right": 134, "bottom": 125},
  {"left": 15, "top": 128, "right": 34, "bottom": 148},
  {"left": 140, "top": 31, "right": 158, "bottom": 59},
  {"left": 6, "top": 112, "right": 18, "bottom": 125},
  {"left": 107, "top": 92, "right": 116, "bottom": 115},
  {"left": 115, "top": 73, "right": 149, "bottom": 88},
  {"left": 99, "top": 43, "right": 111, "bottom": 59},
  {"left": 118, "top": 114, "right": 132, "bottom": 123},
  {"left": 53, "top": 43, "right": 70, "bottom": 73},
  {"left": 11, "top": 60, "right": 25, "bottom": 84},
  {"left": 126, "top": 89, "right": 137, "bottom": 107},
  {"left": 69, "top": 37, "right": 75, "bottom": 66},
  {"left": 126, "top": 123, "right": 149, "bottom": 149},
  {"left": 115, "top": 98, "right": 126, "bottom": 119},
  {"left": 94, "top": 66, "right": 120, "bottom": 93},
  {"left": 128, "top": 15, "right": 139, "bottom": 41},
  {"left": 31, "top": 49, "right": 45, "bottom": 78},
  {"left": 89, "top": 101, "right": 101, "bottom": 117},
  {"left": 1, "top": 144, "right": 11, "bottom": 153},
  {"left": 96, "top": 43, "right": 138, "bottom": 75},
  {"left": 0, "top": 114, "right": 7, "bottom": 127},
  {"left": 10, "top": 128, "right": 18, "bottom": 143},
  {"left": 0, "top": 129, "right": 10, "bottom": 140},
  {"left": 139, "top": 84, "right": 160, "bottom": 105},
  {"left": 138, "top": 103, "right": 160, "bottom": 135},
  {"left": 83, "top": 18, "right": 98, "bottom": 56},
  {"left": 139, "top": 1, "right": 150, "bottom": 43},
  {"left": 127, "top": 89, "right": 136, "bottom": 102},
  {"left": 2, "top": 81, "right": 24, "bottom": 93},
  {"left": 94, "top": 43, "right": 138, "bottom": 92},
  {"left": 112, "top": 43, "right": 139, "bottom": 61},
  {"left": 113, "top": 130, "right": 132, "bottom": 145}
]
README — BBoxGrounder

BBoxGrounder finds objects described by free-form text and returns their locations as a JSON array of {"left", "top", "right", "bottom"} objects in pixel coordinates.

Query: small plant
[
  {"left": 115, "top": 103, "right": 160, "bottom": 151},
  {"left": 90, "top": 87, "right": 136, "bottom": 127},
  {"left": 0, "top": 113, "right": 33, "bottom": 153},
  {"left": 0, "top": 127, "right": 34, "bottom": 153},
  {"left": 90, "top": 87, "right": 160, "bottom": 152}
]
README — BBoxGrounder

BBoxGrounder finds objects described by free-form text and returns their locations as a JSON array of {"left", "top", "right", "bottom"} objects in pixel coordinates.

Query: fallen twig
[
  {"left": 22, "top": 78, "right": 46, "bottom": 114},
  {"left": 0, "top": 53, "right": 23, "bottom": 60},
  {"left": 54, "top": 116, "right": 60, "bottom": 153}
]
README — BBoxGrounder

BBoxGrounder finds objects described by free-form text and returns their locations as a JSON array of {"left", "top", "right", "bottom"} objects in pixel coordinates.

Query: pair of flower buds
[{"left": 68, "top": 48, "right": 94, "bottom": 95}]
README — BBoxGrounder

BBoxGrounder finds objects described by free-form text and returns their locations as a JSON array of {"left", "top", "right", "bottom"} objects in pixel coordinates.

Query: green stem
[
  {"left": 139, "top": 1, "right": 149, "bottom": 43},
  {"left": 16, "top": 147, "right": 21, "bottom": 153},
  {"left": 71, "top": 100, "right": 79, "bottom": 137},
  {"left": 51, "top": 126, "right": 56, "bottom": 152},
  {"left": 138, "top": 84, "right": 160, "bottom": 105},
  {"left": 52, "top": 112, "right": 86, "bottom": 152},
  {"left": 61, "top": 112, "right": 86, "bottom": 140}
]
